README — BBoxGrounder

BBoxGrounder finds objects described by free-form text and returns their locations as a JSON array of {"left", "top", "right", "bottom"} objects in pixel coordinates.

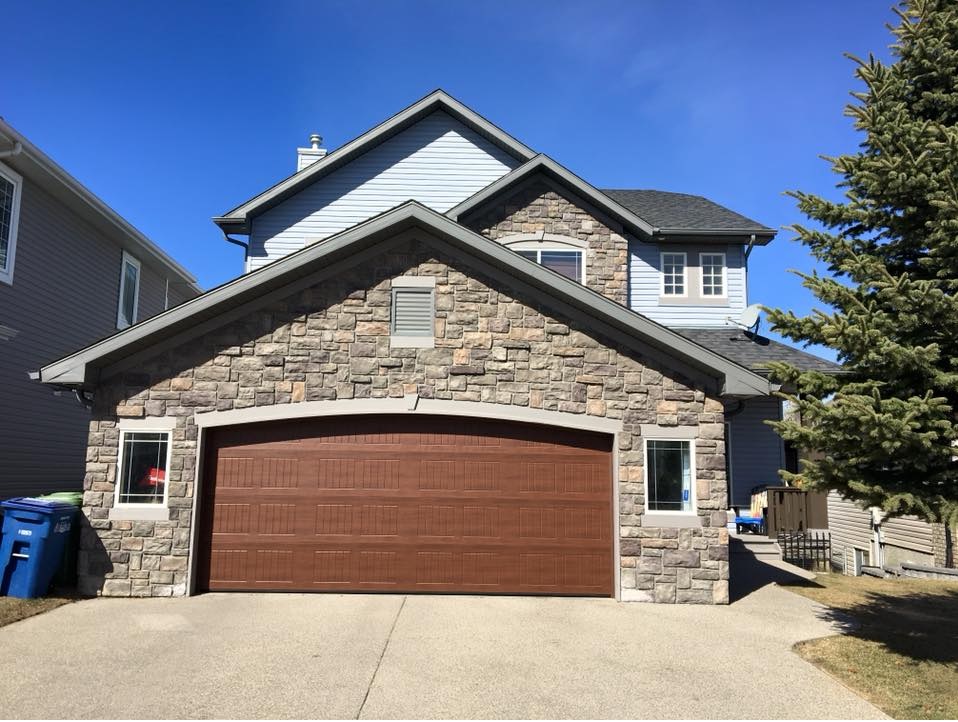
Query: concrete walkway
[{"left": 0, "top": 547, "right": 884, "bottom": 719}]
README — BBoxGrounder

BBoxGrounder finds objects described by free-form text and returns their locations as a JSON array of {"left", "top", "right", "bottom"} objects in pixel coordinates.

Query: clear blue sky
[{"left": 5, "top": 1, "right": 897, "bottom": 354}]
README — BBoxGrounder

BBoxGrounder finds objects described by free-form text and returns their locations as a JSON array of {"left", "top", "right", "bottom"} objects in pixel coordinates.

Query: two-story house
[
  {"left": 0, "top": 119, "right": 200, "bottom": 498},
  {"left": 37, "top": 91, "right": 835, "bottom": 602}
]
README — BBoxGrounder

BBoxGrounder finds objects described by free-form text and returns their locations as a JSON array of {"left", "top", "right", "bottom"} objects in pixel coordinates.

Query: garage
[{"left": 197, "top": 415, "right": 614, "bottom": 596}]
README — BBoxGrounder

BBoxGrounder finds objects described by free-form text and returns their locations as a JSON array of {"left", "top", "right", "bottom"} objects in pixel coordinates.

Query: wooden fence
[
  {"left": 765, "top": 487, "right": 828, "bottom": 537},
  {"left": 778, "top": 530, "right": 831, "bottom": 571}
]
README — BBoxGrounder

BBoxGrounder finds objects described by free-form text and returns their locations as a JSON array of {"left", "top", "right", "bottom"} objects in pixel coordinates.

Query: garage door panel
[{"left": 201, "top": 415, "right": 613, "bottom": 596}]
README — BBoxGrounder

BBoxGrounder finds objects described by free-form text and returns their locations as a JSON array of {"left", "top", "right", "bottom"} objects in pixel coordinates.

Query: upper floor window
[
  {"left": 0, "top": 162, "right": 23, "bottom": 286},
  {"left": 700, "top": 253, "right": 726, "bottom": 297},
  {"left": 516, "top": 249, "right": 583, "bottom": 283},
  {"left": 660, "top": 252, "right": 686, "bottom": 296},
  {"left": 117, "top": 251, "right": 141, "bottom": 329}
]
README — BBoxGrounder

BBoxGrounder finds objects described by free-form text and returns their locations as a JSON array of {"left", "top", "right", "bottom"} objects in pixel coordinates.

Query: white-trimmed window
[
  {"left": 660, "top": 252, "right": 686, "bottom": 296},
  {"left": 0, "top": 162, "right": 23, "bottom": 286},
  {"left": 517, "top": 249, "right": 584, "bottom": 283},
  {"left": 115, "top": 430, "right": 171, "bottom": 506},
  {"left": 700, "top": 252, "right": 726, "bottom": 297},
  {"left": 117, "top": 251, "right": 141, "bottom": 329},
  {"left": 645, "top": 438, "right": 694, "bottom": 512},
  {"left": 390, "top": 276, "right": 435, "bottom": 348}
]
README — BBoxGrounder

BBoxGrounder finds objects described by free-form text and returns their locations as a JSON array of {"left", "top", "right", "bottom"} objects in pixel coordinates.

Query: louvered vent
[{"left": 391, "top": 288, "right": 434, "bottom": 336}]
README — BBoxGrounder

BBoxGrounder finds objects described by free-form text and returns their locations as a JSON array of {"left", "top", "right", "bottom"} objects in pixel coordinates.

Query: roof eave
[
  {"left": 0, "top": 119, "right": 201, "bottom": 292},
  {"left": 448, "top": 155, "right": 657, "bottom": 237},
  {"left": 654, "top": 227, "right": 777, "bottom": 244}
]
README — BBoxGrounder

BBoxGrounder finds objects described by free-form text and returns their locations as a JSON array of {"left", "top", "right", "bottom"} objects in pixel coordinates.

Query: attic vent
[
  {"left": 389, "top": 277, "right": 436, "bottom": 348},
  {"left": 392, "top": 288, "right": 434, "bottom": 336}
]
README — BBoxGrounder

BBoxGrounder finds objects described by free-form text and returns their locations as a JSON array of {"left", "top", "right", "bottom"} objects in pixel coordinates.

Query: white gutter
[{"left": 0, "top": 141, "right": 23, "bottom": 159}]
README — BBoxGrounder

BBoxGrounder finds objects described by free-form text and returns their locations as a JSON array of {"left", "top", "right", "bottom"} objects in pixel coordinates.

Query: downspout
[
  {"left": 743, "top": 234, "right": 756, "bottom": 307},
  {"left": 222, "top": 230, "right": 250, "bottom": 271},
  {"left": 0, "top": 141, "right": 23, "bottom": 159}
]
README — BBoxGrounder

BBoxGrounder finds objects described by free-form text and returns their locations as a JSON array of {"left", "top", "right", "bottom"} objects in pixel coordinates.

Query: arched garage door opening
[{"left": 197, "top": 414, "right": 614, "bottom": 596}]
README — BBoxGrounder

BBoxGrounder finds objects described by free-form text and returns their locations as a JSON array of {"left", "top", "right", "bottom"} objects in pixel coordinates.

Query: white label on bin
[
  {"left": 17, "top": 529, "right": 33, "bottom": 536},
  {"left": 54, "top": 520, "right": 72, "bottom": 533}
]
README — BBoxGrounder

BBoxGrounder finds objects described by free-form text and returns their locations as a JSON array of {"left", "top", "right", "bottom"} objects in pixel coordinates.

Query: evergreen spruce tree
[{"left": 767, "top": 0, "right": 958, "bottom": 524}]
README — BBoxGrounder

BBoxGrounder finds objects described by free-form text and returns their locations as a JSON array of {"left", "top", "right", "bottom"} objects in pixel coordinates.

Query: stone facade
[
  {"left": 464, "top": 180, "right": 631, "bottom": 306},
  {"left": 78, "top": 235, "right": 728, "bottom": 603}
]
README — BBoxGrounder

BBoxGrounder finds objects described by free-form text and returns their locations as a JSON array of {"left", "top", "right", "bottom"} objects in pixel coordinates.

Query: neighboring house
[
  {"left": 828, "top": 493, "right": 955, "bottom": 572},
  {"left": 37, "top": 91, "right": 835, "bottom": 602},
  {"left": 0, "top": 119, "right": 201, "bottom": 498}
]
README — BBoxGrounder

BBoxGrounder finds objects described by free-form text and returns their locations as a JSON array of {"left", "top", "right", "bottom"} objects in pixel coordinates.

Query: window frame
[
  {"left": 643, "top": 436, "right": 697, "bottom": 516},
  {"left": 389, "top": 276, "right": 436, "bottom": 348},
  {"left": 0, "top": 161, "right": 23, "bottom": 286},
  {"left": 113, "top": 427, "right": 173, "bottom": 510},
  {"left": 660, "top": 251, "right": 687, "bottom": 297},
  {"left": 516, "top": 247, "right": 585, "bottom": 284},
  {"left": 699, "top": 252, "right": 727, "bottom": 298},
  {"left": 116, "top": 250, "right": 142, "bottom": 329}
]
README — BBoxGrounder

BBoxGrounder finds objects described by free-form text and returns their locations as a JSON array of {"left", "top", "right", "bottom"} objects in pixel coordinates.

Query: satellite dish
[{"left": 732, "top": 304, "right": 762, "bottom": 334}]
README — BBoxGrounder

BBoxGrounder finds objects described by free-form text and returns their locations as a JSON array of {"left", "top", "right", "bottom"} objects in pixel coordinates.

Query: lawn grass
[
  {"left": 782, "top": 572, "right": 958, "bottom": 719},
  {"left": 0, "top": 595, "right": 73, "bottom": 628}
]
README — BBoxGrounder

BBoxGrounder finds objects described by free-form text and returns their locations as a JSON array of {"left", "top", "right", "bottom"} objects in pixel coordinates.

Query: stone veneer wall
[
  {"left": 465, "top": 180, "right": 630, "bottom": 306},
  {"left": 79, "top": 239, "right": 728, "bottom": 602}
]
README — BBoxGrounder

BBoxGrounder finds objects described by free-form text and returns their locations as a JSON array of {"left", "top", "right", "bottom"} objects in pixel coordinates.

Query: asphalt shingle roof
[
  {"left": 601, "top": 189, "right": 774, "bottom": 233},
  {"left": 675, "top": 328, "right": 841, "bottom": 375}
]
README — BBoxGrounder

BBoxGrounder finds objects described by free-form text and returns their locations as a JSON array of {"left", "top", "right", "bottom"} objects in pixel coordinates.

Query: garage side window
[
  {"left": 116, "top": 431, "right": 170, "bottom": 506},
  {"left": 645, "top": 439, "right": 694, "bottom": 512}
]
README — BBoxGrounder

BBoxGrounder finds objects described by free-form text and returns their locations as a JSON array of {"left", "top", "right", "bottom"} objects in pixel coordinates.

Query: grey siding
[
  {"left": 0, "top": 176, "right": 195, "bottom": 498},
  {"left": 826, "top": 492, "right": 936, "bottom": 568},
  {"left": 248, "top": 111, "right": 519, "bottom": 270},
  {"left": 827, "top": 492, "right": 874, "bottom": 568},
  {"left": 629, "top": 241, "right": 747, "bottom": 327},
  {"left": 727, "top": 396, "right": 784, "bottom": 507},
  {"left": 881, "top": 514, "right": 935, "bottom": 566}
]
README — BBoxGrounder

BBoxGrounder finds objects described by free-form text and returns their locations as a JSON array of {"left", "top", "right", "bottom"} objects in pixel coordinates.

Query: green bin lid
[{"left": 37, "top": 491, "right": 84, "bottom": 506}]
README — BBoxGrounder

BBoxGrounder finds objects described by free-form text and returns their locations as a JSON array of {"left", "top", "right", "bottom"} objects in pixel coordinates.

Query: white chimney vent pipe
[{"left": 297, "top": 132, "right": 327, "bottom": 171}]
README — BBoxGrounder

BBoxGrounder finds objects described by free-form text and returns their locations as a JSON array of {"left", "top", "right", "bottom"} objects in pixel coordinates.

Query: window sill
[
  {"left": 657, "top": 297, "right": 729, "bottom": 307},
  {"left": 108, "top": 506, "right": 170, "bottom": 521},
  {"left": 390, "top": 335, "right": 435, "bottom": 349},
  {"left": 643, "top": 511, "right": 702, "bottom": 528}
]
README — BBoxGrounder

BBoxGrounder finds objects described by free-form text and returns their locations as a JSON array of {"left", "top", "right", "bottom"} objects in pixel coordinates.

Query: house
[
  {"left": 828, "top": 493, "right": 955, "bottom": 573},
  {"left": 36, "top": 91, "right": 837, "bottom": 602},
  {"left": 0, "top": 119, "right": 201, "bottom": 498}
]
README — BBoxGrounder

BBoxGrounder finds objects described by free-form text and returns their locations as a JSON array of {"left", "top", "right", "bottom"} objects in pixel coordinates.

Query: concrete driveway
[{"left": 0, "top": 548, "right": 884, "bottom": 720}]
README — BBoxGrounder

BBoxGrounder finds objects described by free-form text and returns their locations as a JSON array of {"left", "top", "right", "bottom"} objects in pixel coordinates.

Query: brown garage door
[{"left": 198, "top": 415, "right": 613, "bottom": 596}]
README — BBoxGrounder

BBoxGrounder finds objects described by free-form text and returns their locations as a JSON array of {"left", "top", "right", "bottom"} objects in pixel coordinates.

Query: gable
[
  {"left": 248, "top": 111, "right": 520, "bottom": 270},
  {"left": 459, "top": 175, "right": 630, "bottom": 306}
]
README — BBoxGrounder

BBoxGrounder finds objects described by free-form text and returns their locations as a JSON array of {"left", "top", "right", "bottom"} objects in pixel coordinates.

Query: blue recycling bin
[{"left": 0, "top": 497, "right": 78, "bottom": 598}]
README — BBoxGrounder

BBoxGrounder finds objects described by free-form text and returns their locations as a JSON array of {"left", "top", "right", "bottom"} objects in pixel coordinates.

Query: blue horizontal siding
[
  {"left": 629, "top": 242, "right": 747, "bottom": 327},
  {"left": 249, "top": 111, "right": 519, "bottom": 270}
]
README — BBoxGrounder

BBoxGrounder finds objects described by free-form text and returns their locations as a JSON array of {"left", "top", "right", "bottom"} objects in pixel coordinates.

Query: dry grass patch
[
  {"left": 783, "top": 573, "right": 958, "bottom": 719},
  {"left": 0, "top": 595, "right": 73, "bottom": 628}
]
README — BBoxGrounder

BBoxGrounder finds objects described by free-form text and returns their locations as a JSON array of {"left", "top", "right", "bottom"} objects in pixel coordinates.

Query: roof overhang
[
  {"left": 447, "top": 154, "right": 657, "bottom": 238},
  {"left": 0, "top": 118, "right": 201, "bottom": 293},
  {"left": 213, "top": 90, "right": 537, "bottom": 235},
  {"left": 653, "top": 228, "right": 776, "bottom": 245},
  {"left": 40, "top": 202, "right": 772, "bottom": 398}
]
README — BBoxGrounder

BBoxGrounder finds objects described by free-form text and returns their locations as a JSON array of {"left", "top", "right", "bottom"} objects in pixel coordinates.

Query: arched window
[{"left": 499, "top": 233, "right": 587, "bottom": 283}]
